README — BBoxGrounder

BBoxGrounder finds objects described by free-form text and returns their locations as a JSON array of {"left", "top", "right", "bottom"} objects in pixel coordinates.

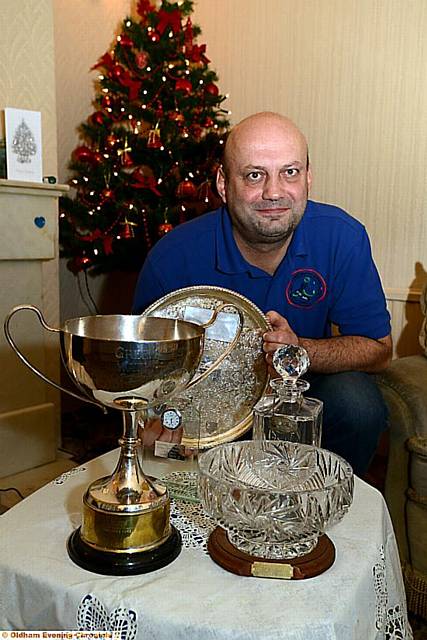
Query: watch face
[{"left": 161, "top": 408, "right": 182, "bottom": 430}]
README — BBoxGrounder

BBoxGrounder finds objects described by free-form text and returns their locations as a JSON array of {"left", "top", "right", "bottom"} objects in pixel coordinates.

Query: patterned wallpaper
[{"left": 0, "top": 0, "right": 57, "bottom": 176}]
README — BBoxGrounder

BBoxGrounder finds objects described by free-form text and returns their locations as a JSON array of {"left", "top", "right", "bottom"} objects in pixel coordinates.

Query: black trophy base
[{"left": 67, "top": 525, "right": 182, "bottom": 575}]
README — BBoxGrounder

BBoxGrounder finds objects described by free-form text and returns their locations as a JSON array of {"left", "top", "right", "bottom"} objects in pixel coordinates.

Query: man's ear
[
  {"left": 216, "top": 165, "right": 227, "bottom": 203},
  {"left": 307, "top": 166, "right": 313, "bottom": 192}
]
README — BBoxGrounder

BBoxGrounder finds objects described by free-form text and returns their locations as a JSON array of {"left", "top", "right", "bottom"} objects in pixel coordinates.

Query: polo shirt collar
[
  {"left": 215, "top": 203, "right": 310, "bottom": 275},
  {"left": 216, "top": 206, "right": 263, "bottom": 276}
]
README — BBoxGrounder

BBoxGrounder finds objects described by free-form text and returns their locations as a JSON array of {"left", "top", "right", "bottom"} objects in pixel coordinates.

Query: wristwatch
[{"left": 161, "top": 407, "right": 182, "bottom": 431}]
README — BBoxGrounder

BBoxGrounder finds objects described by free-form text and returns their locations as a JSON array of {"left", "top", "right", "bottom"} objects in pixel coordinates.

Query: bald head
[{"left": 222, "top": 112, "right": 309, "bottom": 176}]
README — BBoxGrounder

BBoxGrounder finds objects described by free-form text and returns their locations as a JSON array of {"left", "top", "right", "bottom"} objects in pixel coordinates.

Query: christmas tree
[{"left": 60, "top": 0, "right": 230, "bottom": 275}]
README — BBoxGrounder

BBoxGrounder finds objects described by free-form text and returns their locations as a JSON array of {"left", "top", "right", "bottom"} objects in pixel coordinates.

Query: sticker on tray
[{"left": 183, "top": 306, "right": 239, "bottom": 343}]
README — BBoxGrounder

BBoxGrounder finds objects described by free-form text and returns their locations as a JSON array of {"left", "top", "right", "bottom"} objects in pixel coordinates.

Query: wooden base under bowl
[{"left": 207, "top": 527, "right": 335, "bottom": 580}]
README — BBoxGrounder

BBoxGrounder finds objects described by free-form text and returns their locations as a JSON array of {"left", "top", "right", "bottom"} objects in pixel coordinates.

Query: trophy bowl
[
  {"left": 59, "top": 314, "right": 207, "bottom": 411},
  {"left": 4, "top": 304, "right": 242, "bottom": 575},
  {"left": 198, "top": 441, "right": 354, "bottom": 564}
]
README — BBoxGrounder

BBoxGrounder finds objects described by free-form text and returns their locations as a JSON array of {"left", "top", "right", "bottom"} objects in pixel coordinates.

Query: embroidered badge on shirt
[{"left": 286, "top": 268, "right": 327, "bottom": 308}]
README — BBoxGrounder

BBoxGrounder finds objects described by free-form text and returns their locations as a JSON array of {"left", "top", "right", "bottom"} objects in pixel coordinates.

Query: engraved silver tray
[{"left": 142, "top": 286, "right": 270, "bottom": 448}]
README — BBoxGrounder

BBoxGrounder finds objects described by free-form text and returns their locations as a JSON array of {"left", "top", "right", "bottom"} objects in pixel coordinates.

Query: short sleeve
[{"left": 329, "top": 230, "right": 391, "bottom": 339}]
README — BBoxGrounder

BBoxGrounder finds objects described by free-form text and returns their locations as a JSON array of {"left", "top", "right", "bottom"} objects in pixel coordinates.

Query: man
[{"left": 133, "top": 112, "right": 392, "bottom": 476}]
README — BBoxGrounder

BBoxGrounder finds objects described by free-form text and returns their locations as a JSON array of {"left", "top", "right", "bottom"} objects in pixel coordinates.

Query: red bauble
[
  {"left": 204, "top": 116, "right": 214, "bottom": 128},
  {"left": 91, "top": 111, "right": 105, "bottom": 126},
  {"left": 158, "top": 222, "right": 173, "bottom": 236},
  {"left": 175, "top": 78, "right": 192, "bottom": 94},
  {"left": 135, "top": 51, "right": 148, "bottom": 69},
  {"left": 205, "top": 83, "right": 219, "bottom": 96},
  {"left": 118, "top": 34, "right": 134, "bottom": 48},
  {"left": 169, "top": 111, "right": 185, "bottom": 124},
  {"left": 93, "top": 151, "right": 104, "bottom": 164},
  {"left": 101, "top": 94, "right": 113, "bottom": 109},
  {"left": 69, "top": 255, "right": 91, "bottom": 273},
  {"left": 111, "top": 65, "right": 126, "bottom": 81},
  {"left": 176, "top": 179, "right": 197, "bottom": 199},
  {"left": 106, "top": 134, "right": 117, "bottom": 147},
  {"left": 150, "top": 31, "right": 160, "bottom": 43},
  {"left": 101, "top": 188, "right": 115, "bottom": 202},
  {"left": 72, "top": 146, "right": 95, "bottom": 164},
  {"left": 191, "top": 124, "right": 203, "bottom": 139}
]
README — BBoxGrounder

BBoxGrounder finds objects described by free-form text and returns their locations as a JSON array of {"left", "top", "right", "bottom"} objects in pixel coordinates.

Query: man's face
[{"left": 216, "top": 117, "right": 312, "bottom": 248}]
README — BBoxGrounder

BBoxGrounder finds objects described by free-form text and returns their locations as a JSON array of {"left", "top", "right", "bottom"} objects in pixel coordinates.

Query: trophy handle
[
  {"left": 186, "top": 302, "right": 244, "bottom": 388},
  {"left": 3, "top": 304, "right": 105, "bottom": 410}
]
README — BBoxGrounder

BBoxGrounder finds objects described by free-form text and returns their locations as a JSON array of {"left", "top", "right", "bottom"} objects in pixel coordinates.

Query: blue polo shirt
[{"left": 132, "top": 201, "right": 390, "bottom": 340}]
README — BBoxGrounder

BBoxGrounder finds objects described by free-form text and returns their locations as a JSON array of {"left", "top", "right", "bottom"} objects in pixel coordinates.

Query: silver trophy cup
[{"left": 4, "top": 304, "right": 242, "bottom": 575}]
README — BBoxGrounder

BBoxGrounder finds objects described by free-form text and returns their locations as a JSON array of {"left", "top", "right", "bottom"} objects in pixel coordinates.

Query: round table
[{"left": 0, "top": 449, "right": 412, "bottom": 639}]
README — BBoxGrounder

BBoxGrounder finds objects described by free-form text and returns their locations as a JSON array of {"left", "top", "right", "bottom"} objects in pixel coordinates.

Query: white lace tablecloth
[{"left": 0, "top": 449, "right": 412, "bottom": 640}]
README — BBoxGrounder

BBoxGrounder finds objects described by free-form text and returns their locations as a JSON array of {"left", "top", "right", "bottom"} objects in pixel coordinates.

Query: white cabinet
[{"left": 0, "top": 179, "right": 68, "bottom": 478}]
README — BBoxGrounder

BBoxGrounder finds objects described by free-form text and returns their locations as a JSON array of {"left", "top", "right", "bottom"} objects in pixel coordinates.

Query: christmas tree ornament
[
  {"left": 135, "top": 51, "right": 149, "bottom": 69},
  {"left": 72, "top": 146, "right": 96, "bottom": 164},
  {"left": 120, "top": 151, "right": 133, "bottom": 168},
  {"left": 198, "top": 180, "right": 215, "bottom": 205},
  {"left": 69, "top": 255, "right": 91, "bottom": 273},
  {"left": 137, "top": 0, "right": 154, "bottom": 18},
  {"left": 91, "top": 111, "right": 106, "bottom": 126},
  {"left": 111, "top": 64, "right": 126, "bottom": 81},
  {"left": 101, "top": 94, "right": 113, "bottom": 109},
  {"left": 204, "top": 116, "right": 214, "bottom": 128},
  {"left": 91, "top": 52, "right": 114, "bottom": 72},
  {"left": 158, "top": 222, "right": 173, "bottom": 236},
  {"left": 156, "top": 8, "right": 182, "bottom": 35},
  {"left": 190, "top": 124, "right": 203, "bottom": 139},
  {"left": 147, "top": 127, "right": 162, "bottom": 149},
  {"left": 184, "top": 17, "right": 194, "bottom": 56},
  {"left": 175, "top": 78, "right": 192, "bottom": 94},
  {"left": 117, "top": 138, "right": 133, "bottom": 165},
  {"left": 117, "top": 34, "right": 134, "bottom": 48},
  {"left": 120, "top": 218, "right": 137, "bottom": 239},
  {"left": 205, "top": 82, "right": 219, "bottom": 96},
  {"left": 101, "top": 188, "right": 115, "bottom": 202},
  {"left": 169, "top": 110, "right": 185, "bottom": 124},
  {"left": 106, "top": 134, "right": 117, "bottom": 147},
  {"left": 176, "top": 179, "right": 197, "bottom": 199}
]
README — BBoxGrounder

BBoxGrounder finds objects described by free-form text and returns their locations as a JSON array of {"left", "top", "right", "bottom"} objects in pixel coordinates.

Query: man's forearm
[{"left": 299, "top": 335, "right": 392, "bottom": 374}]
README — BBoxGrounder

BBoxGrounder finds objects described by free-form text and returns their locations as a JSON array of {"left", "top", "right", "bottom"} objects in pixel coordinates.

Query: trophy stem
[{"left": 109, "top": 410, "right": 163, "bottom": 502}]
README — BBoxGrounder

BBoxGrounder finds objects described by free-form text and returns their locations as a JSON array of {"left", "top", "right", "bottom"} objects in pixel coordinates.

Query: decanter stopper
[{"left": 272, "top": 344, "right": 310, "bottom": 382}]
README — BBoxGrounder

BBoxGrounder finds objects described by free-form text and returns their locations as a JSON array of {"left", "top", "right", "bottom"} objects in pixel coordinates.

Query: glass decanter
[{"left": 253, "top": 345, "right": 323, "bottom": 447}]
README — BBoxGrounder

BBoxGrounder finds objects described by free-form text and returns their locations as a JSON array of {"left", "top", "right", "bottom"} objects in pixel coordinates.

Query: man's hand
[
  {"left": 263, "top": 310, "right": 299, "bottom": 372},
  {"left": 139, "top": 418, "right": 183, "bottom": 449},
  {"left": 263, "top": 310, "right": 392, "bottom": 374}
]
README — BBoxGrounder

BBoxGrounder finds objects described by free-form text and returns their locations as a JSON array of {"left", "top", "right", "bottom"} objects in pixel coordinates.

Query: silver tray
[{"left": 142, "top": 286, "right": 270, "bottom": 448}]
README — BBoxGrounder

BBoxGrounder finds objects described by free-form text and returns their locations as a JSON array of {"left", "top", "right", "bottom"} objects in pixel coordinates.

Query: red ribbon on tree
[
  {"left": 103, "top": 236, "right": 114, "bottom": 255},
  {"left": 190, "top": 44, "right": 210, "bottom": 64},
  {"left": 131, "top": 169, "right": 162, "bottom": 195},
  {"left": 120, "top": 75, "right": 143, "bottom": 101},
  {"left": 156, "top": 8, "right": 182, "bottom": 35},
  {"left": 137, "top": 0, "right": 154, "bottom": 18},
  {"left": 91, "top": 52, "right": 114, "bottom": 71}
]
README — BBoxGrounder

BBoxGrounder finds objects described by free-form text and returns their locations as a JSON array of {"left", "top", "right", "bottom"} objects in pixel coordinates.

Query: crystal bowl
[{"left": 198, "top": 441, "right": 354, "bottom": 559}]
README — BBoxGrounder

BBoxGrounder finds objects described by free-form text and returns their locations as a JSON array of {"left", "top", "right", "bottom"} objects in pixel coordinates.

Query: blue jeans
[{"left": 306, "top": 371, "right": 388, "bottom": 477}]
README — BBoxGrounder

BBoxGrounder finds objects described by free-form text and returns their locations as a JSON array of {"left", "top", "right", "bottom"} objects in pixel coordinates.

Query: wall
[
  {"left": 54, "top": 0, "right": 427, "bottom": 356},
  {"left": 0, "top": 0, "right": 62, "bottom": 468}
]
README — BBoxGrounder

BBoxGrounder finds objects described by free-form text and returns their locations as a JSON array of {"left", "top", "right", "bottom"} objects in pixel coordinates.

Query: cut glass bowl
[{"left": 198, "top": 441, "right": 354, "bottom": 559}]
